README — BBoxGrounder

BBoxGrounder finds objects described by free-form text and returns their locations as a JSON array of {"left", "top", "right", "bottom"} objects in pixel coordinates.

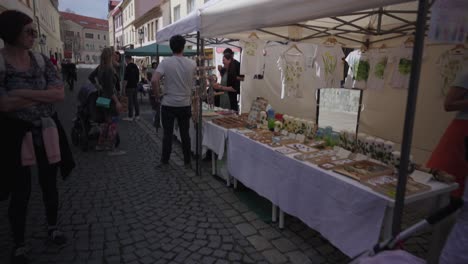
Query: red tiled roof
[
  {"left": 109, "top": 1, "right": 120, "bottom": 11},
  {"left": 60, "top": 12, "right": 109, "bottom": 31}
]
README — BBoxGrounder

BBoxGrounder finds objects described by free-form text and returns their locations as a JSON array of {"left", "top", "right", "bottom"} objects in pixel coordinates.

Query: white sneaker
[
  {"left": 122, "top": 117, "right": 133, "bottom": 121},
  {"left": 134, "top": 116, "right": 141, "bottom": 121}
]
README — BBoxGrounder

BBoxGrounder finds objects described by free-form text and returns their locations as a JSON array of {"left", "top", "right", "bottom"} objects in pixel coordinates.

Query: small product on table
[
  {"left": 212, "top": 116, "right": 247, "bottom": 129},
  {"left": 333, "top": 160, "right": 394, "bottom": 181}
]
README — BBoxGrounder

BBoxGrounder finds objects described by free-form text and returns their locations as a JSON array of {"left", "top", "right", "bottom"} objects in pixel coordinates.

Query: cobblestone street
[{"left": 0, "top": 68, "right": 432, "bottom": 264}]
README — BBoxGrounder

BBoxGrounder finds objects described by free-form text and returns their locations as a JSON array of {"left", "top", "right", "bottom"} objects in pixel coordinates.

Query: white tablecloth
[
  {"left": 227, "top": 130, "right": 388, "bottom": 257},
  {"left": 202, "top": 121, "right": 228, "bottom": 159}
]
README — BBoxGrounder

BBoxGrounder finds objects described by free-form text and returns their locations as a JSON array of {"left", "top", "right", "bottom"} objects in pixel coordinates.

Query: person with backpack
[{"left": 0, "top": 10, "right": 75, "bottom": 264}]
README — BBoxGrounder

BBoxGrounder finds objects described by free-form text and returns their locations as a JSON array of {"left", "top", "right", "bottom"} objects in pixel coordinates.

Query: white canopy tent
[
  {"left": 157, "top": 0, "right": 421, "bottom": 47},
  {"left": 156, "top": 0, "right": 435, "bottom": 251}
]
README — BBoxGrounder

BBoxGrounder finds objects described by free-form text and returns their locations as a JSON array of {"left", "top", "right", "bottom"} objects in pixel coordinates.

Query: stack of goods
[
  {"left": 212, "top": 116, "right": 247, "bottom": 129},
  {"left": 281, "top": 115, "right": 317, "bottom": 140},
  {"left": 361, "top": 175, "right": 431, "bottom": 198}
]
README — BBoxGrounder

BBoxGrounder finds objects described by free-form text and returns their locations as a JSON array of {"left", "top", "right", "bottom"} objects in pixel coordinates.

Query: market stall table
[{"left": 226, "top": 130, "right": 457, "bottom": 258}]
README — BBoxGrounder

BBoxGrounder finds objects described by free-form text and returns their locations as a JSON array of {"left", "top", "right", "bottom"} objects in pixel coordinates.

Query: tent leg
[
  {"left": 355, "top": 89, "right": 364, "bottom": 134},
  {"left": 196, "top": 32, "right": 201, "bottom": 176},
  {"left": 315, "top": 89, "right": 320, "bottom": 126},
  {"left": 391, "top": 0, "right": 429, "bottom": 236}
]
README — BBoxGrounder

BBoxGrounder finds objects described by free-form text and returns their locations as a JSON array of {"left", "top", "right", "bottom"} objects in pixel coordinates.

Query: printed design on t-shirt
[
  {"left": 353, "top": 59, "right": 370, "bottom": 81},
  {"left": 322, "top": 52, "right": 338, "bottom": 85},
  {"left": 278, "top": 54, "right": 305, "bottom": 98},
  {"left": 398, "top": 58, "right": 412, "bottom": 75},
  {"left": 373, "top": 57, "right": 388, "bottom": 80},
  {"left": 437, "top": 50, "right": 467, "bottom": 95},
  {"left": 244, "top": 41, "right": 258, "bottom": 56},
  {"left": 285, "top": 61, "right": 304, "bottom": 92}
]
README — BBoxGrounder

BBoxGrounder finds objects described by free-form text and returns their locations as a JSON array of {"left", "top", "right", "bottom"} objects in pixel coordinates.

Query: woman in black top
[{"left": 214, "top": 53, "right": 241, "bottom": 112}]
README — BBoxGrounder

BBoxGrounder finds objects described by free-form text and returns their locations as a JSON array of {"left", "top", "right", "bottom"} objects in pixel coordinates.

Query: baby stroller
[
  {"left": 70, "top": 83, "right": 102, "bottom": 151},
  {"left": 350, "top": 198, "right": 463, "bottom": 264}
]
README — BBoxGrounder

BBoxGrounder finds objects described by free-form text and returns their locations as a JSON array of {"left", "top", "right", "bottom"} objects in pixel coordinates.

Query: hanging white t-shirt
[
  {"left": 277, "top": 52, "right": 306, "bottom": 99},
  {"left": 389, "top": 47, "right": 413, "bottom": 89},
  {"left": 239, "top": 39, "right": 267, "bottom": 78},
  {"left": 344, "top": 50, "right": 370, "bottom": 89},
  {"left": 436, "top": 49, "right": 468, "bottom": 95},
  {"left": 313, "top": 45, "right": 345, "bottom": 88},
  {"left": 367, "top": 49, "right": 391, "bottom": 90}
]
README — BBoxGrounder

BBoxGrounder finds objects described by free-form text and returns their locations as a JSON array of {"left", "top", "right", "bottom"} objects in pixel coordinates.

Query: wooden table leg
[
  {"left": 382, "top": 206, "right": 394, "bottom": 241},
  {"left": 279, "top": 208, "right": 285, "bottom": 229},
  {"left": 272, "top": 204, "right": 278, "bottom": 223}
]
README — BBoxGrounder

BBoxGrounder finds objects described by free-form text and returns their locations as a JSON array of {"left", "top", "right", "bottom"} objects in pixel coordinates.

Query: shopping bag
[{"left": 96, "top": 97, "right": 111, "bottom": 108}]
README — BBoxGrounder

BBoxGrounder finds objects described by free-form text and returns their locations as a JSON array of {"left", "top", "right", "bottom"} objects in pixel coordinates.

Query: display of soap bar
[
  {"left": 287, "top": 143, "right": 317, "bottom": 153},
  {"left": 294, "top": 149, "right": 335, "bottom": 161},
  {"left": 319, "top": 158, "right": 356, "bottom": 170},
  {"left": 212, "top": 116, "right": 247, "bottom": 128},
  {"left": 333, "top": 160, "right": 394, "bottom": 181},
  {"left": 275, "top": 146, "right": 298, "bottom": 155},
  {"left": 307, "top": 155, "right": 335, "bottom": 165},
  {"left": 362, "top": 176, "right": 431, "bottom": 198}
]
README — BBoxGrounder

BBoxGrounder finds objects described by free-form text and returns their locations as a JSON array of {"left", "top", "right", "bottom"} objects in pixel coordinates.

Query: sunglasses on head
[{"left": 24, "top": 28, "right": 38, "bottom": 37}]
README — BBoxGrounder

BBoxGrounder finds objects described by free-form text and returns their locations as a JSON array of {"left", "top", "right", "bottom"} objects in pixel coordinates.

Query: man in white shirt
[{"left": 151, "top": 35, "right": 196, "bottom": 168}]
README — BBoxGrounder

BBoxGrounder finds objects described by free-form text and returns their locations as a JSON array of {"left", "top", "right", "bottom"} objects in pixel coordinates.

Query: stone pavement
[{"left": 0, "top": 68, "right": 434, "bottom": 263}]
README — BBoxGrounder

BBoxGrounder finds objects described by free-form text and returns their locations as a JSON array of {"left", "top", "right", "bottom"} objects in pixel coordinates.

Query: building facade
[
  {"left": 170, "top": 0, "right": 206, "bottom": 23},
  {"left": 60, "top": 12, "right": 109, "bottom": 63},
  {"left": 109, "top": 0, "right": 172, "bottom": 50},
  {"left": 133, "top": 0, "right": 165, "bottom": 48},
  {"left": 121, "top": 0, "right": 136, "bottom": 48},
  {"left": 0, "top": 0, "right": 62, "bottom": 58}
]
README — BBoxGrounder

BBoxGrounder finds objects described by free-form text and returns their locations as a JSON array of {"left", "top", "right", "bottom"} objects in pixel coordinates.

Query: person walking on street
[
  {"left": 151, "top": 35, "right": 196, "bottom": 169},
  {"left": 122, "top": 55, "right": 140, "bottom": 121},
  {"left": 0, "top": 10, "right": 75, "bottom": 264},
  {"left": 64, "top": 60, "right": 77, "bottom": 91}
]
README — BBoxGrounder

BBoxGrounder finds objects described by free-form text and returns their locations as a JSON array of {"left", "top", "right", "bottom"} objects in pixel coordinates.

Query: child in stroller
[{"left": 70, "top": 83, "right": 102, "bottom": 151}]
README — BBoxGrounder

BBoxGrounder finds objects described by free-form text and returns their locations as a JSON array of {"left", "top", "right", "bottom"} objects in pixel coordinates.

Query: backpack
[{"left": 0, "top": 51, "right": 46, "bottom": 86}]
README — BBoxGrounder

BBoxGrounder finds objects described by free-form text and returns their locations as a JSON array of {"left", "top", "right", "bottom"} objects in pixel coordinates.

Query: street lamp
[
  {"left": 39, "top": 34, "right": 47, "bottom": 54},
  {"left": 138, "top": 28, "right": 144, "bottom": 47}
]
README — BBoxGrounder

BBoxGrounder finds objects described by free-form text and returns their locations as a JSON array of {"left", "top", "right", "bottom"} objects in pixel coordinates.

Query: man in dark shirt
[
  {"left": 122, "top": 55, "right": 140, "bottom": 121},
  {"left": 217, "top": 48, "right": 242, "bottom": 111}
]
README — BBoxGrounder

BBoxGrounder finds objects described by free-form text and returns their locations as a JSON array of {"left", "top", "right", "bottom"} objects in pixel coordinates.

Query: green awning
[{"left": 124, "top": 43, "right": 197, "bottom": 57}]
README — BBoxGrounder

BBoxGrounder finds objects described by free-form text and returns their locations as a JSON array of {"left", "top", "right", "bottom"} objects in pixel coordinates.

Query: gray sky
[{"left": 59, "top": 0, "right": 109, "bottom": 20}]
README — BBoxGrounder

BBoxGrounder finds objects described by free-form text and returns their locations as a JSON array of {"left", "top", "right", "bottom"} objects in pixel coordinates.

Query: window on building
[
  {"left": 98, "top": 34, "right": 100, "bottom": 40},
  {"left": 173, "top": 5, "right": 180, "bottom": 22},
  {"left": 65, "top": 30, "right": 74, "bottom": 37},
  {"left": 104, "top": 35, "right": 106, "bottom": 40},
  {"left": 85, "top": 33, "right": 93, "bottom": 39},
  {"left": 187, "top": 0, "right": 195, "bottom": 13}
]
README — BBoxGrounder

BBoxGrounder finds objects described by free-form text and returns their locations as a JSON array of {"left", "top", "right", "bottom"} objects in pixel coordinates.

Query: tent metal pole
[
  {"left": 198, "top": 37, "right": 205, "bottom": 177},
  {"left": 196, "top": 31, "right": 201, "bottom": 176},
  {"left": 392, "top": 0, "right": 429, "bottom": 236},
  {"left": 355, "top": 89, "right": 364, "bottom": 135},
  {"left": 315, "top": 89, "right": 320, "bottom": 126},
  {"left": 156, "top": 44, "right": 159, "bottom": 63}
]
